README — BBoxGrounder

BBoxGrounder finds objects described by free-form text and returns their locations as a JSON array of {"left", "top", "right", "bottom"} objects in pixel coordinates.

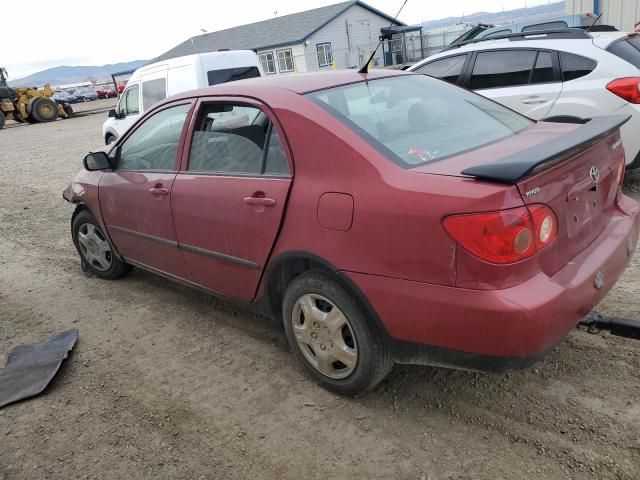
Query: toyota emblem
[{"left": 589, "top": 165, "right": 600, "bottom": 184}]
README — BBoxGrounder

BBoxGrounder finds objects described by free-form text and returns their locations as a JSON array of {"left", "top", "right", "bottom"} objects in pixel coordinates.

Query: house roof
[{"left": 153, "top": 0, "right": 405, "bottom": 62}]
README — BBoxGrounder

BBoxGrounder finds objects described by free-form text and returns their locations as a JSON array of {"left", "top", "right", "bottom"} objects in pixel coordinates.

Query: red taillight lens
[
  {"left": 606, "top": 77, "right": 640, "bottom": 104},
  {"left": 443, "top": 205, "right": 557, "bottom": 264}
]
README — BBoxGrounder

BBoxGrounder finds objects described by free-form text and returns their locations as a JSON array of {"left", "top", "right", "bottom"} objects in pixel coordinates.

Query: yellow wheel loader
[{"left": 0, "top": 67, "right": 73, "bottom": 129}]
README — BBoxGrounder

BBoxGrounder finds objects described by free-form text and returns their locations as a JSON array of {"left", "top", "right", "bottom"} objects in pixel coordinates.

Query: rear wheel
[
  {"left": 72, "top": 210, "right": 130, "bottom": 280},
  {"left": 30, "top": 97, "right": 58, "bottom": 123},
  {"left": 63, "top": 104, "right": 74, "bottom": 118},
  {"left": 0, "top": 111, "right": 5, "bottom": 129},
  {"left": 282, "top": 271, "right": 393, "bottom": 396}
]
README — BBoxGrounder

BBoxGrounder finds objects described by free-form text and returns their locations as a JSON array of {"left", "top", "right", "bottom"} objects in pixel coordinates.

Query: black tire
[
  {"left": 30, "top": 97, "right": 58, "bottom": 123},
  {"left": 105, "top": 134, "right": 117, "bottom": 145},
  {"left": 63, "top": 104, "right": 73, "bottom": 117},
  {"left": 0, "top": 110, "right": 5, "bottom": 129},
  {"left": 72, "top": 210, "right": 131, "bottom": 280},
  {"left": 282, "top": 270, "right": 393, "bottom": 396}
]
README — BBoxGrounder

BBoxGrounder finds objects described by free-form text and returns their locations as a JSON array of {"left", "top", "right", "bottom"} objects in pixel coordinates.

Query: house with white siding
[{"left": 153, "top": 1, "right": 414, "bottom": 74}]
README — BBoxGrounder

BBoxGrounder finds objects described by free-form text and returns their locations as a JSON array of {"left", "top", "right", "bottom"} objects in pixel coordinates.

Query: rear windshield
[
  {"left": 606, "top": 36, "right": 640, "bottom": 69},
  {"left": 307, "top": 75, "right": 532, "bottom": 167},
  {"left": 207, "top": 66, "right": 261, "bottom": 86}
]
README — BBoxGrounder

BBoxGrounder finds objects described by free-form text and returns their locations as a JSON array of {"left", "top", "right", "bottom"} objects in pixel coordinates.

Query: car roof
[{"left": 167, "top": 69, "right": 409, "bottom": 101}]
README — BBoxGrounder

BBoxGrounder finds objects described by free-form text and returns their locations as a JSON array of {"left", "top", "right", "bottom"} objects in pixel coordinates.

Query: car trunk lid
[{"left": 415, "top": 116, "right": 628, "bottom": 276}]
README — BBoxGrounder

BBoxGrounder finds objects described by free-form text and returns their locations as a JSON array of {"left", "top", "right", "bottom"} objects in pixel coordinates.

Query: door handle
[
  {"left": 149, "top": 185, "right": 169, "bottom": 196},
  {"left": 522, "top": 96, "right": 548, "bottom": 105},
  {"left": 244, "top": 196, "right": 276, "bottom": 207}
]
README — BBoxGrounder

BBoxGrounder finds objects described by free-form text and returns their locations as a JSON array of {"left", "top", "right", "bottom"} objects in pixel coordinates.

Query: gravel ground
[{"left": 0, "top": 110, "right": 639, "bottom": 480}]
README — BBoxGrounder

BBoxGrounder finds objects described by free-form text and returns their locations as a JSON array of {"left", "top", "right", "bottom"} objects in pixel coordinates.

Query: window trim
[
  {"left": 276, "top": 48, "right": 295, "bottom": 73},
  {"left": 180, "top": 97, "right": 293, "bottom": 177},
  {"left": 316, "top": 42, "right": 333, "bottom": 68},
  {"left": 462, "top": 48, "right": 561, "bottom": 90},
  {"left": 258, "top": 51, "right": 277, "bottom": 74},
  {"left": 112, "top": 100, "right": 194, "bottom": 173}
]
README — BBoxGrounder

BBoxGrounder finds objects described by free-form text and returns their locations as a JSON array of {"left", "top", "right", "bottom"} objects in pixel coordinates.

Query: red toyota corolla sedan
[{"left": 64, "top": 70, "right": 639, "bottom": 395}]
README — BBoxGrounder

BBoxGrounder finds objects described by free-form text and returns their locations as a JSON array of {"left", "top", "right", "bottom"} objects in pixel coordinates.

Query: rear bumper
[{"left": 344, "top": 196, "right": 640, "bottom": 371}]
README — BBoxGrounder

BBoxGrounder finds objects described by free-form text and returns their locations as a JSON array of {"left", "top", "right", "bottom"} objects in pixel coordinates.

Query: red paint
[{"left": 64, "top": 70, "right": 640, "bottom": 368}]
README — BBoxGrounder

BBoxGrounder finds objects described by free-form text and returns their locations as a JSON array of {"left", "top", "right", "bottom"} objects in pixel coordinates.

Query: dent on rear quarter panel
[{"left": 264, "top": 94, "right": 525, "bottom": 287}]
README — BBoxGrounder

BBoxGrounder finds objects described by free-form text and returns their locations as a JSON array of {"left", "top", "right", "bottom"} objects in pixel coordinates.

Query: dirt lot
[{"left": 1, "top": 108, "right": 639, "bottom": 480}]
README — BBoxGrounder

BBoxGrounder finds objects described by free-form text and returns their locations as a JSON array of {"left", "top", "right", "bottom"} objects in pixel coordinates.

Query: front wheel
[
  {"left": 72, "top": 210, "right": 130, "bottom": 280},
  {"left": 30, "top": 97, "right": 58, "bottom": 123},
  {"left": 282, "top": 271, "right": 393, "bottom": 396}
]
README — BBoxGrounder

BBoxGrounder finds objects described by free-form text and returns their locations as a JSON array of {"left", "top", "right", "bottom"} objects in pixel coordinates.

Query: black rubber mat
[{"left": 0, "top": 329, "right": 78, "bottom": 409}]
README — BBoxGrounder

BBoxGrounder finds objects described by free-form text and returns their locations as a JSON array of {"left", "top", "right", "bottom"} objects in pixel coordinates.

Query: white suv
[{"left": 409, "top": 29, "right": 640, "bottom": 168}]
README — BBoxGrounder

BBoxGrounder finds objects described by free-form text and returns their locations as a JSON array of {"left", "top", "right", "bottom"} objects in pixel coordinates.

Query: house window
[
  {"left": 317, "top": 42, "right": 333, "bottom": 67},
  {"left": 259, "top": 52, "right": 276, "bottom": 74},
  {"left": 276, "top": 49, "right": 295, "bottom": 72}
]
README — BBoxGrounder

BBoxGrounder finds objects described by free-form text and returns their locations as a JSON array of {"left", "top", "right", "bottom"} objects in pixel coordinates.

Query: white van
[{"left": 102, "top": 50, "right": 263, "bottom": 144}]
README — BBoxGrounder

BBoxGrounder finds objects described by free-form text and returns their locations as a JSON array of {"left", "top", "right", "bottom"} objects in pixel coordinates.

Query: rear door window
[
  {"left": 414, "top": 55, "right": 468, "bottom": 84},
  {"left": 531, "top": 51, "right": 555, "bottom": 84},
  {"left": 559, "top": 52, "right": 597, "bottom": 81},
  {"left": 470, "top": 50, "right": 537, "bottom": 89},
  {"left": 606, "top": 36, "right": 640, "bottom": 69},
  {"left": 142, "top": 78, "right": 167, "bottom": 111},
  {"left": 207, "top": 67, "right": 261, "bottom": 86}
]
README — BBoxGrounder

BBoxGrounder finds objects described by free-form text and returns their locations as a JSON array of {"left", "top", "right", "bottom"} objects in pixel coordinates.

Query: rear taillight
[
  {"left": 443, "top": 205, "right": 557, "bottom": 264},
  {"left": 606, "top": 77, "right": 640, "bottom": 104}
]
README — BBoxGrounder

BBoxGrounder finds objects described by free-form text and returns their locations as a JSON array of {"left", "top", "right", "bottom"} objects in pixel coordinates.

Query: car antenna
[
  {"left": 358, "top": 0, "right": 409, "bottom": 74},
  {"left": 585, "top": 11, "right": 603, "bottom": 32}
]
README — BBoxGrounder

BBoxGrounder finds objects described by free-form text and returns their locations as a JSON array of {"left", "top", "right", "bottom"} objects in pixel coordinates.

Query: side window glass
[
  {"left": 531, "top": 51, "right": 555, "bottom": 84},
  {"left": 125, "top": 85, "right": 139, "bottom": 115},
  {"left": 470, "top": 50, "right": 537, "bottom": 90},
  {"left": 416, "top": 55, "right": 467, "bottom": 84},
  {"left": 560, "top": 52, "right": 597, "bottom": 82},
  {"left": 118, "top": 103, "right": 189, "bottom": 171},
  {"left": 264, "top": 126, "right": 289, "bottom": 175},
  {"left": 188, "top": 104, "right": 266, "bottom": 174},
  {"left": 142, "top": 78, "right": 167, "bottom": 111}
]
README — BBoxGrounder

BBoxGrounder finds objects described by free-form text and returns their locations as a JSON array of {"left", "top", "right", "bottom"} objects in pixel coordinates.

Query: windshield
[{"left": 307, "top": 75, "right": 532, "bottom": 167}]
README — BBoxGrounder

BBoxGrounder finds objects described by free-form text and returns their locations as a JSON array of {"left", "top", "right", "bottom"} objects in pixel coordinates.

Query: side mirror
[
  {"left": 108, "top": 109, "right": 118, "bottom": 118},
  {"left": 83, "top": 151, "right": 112, "bottom": 171}
]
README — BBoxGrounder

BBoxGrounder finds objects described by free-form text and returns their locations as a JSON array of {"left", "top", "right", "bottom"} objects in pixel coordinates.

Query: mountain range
[
  {"left": 420, "top": 1, "right": 566, "bottom": 31},
  {"left": 8, "top": 60, "right": 148, "bottom": 87}
]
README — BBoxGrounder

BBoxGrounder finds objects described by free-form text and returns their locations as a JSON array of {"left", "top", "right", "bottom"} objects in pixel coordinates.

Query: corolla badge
[
  {"left": 525, "top": 187, "right": 541, "bottom": 198},
  {"left": 589, "top": 166, "right": 600, "bottom": 184}
]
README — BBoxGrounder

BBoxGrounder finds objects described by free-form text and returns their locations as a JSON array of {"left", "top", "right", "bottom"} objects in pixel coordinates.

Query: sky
[{"left": 5, "top": 0, "right": 559, "bottom": 79}]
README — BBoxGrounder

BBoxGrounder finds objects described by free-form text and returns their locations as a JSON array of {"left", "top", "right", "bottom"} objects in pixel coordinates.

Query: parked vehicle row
[
  {"left": 65, "top": 69, "right": 639, "bottom": 396},
  {"left": 409, "top": 29, "right": 640, "bottom": 168}
]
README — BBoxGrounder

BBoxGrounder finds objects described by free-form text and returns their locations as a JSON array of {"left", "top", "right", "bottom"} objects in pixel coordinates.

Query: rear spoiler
[{"left": 461, "top": 115, "right": 631, "bottom": 184}]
